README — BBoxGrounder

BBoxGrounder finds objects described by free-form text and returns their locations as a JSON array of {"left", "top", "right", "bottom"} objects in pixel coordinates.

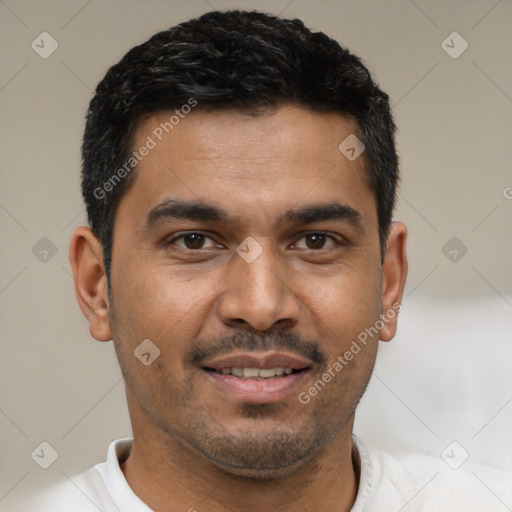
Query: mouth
[
  {"left": 204, "top": 366, "right": 304, "bottom": 379},
  {"left": 201, "top": 352, "right": 312, "bottom": 404}
]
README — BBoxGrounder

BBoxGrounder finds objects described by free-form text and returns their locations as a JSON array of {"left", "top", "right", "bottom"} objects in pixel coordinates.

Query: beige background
[{"left": 1, "top": 0, "right": 511, "bottom": 506}]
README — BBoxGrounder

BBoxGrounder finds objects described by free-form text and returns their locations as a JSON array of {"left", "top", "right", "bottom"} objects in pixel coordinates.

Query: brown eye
[
  {"left": 182, "top": 233, "right": 206, "bottom": 249},
  {"left": 294, "top": 233, "right": 339, "bottom": 250},
  {"left": 167, "top": 232, "right": 218, "bottom": 250},
  {"left": 306, "top": 233, "right": 327, "bottom": 249}
]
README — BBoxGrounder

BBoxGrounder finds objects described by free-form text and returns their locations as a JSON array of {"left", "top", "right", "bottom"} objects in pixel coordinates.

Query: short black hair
[{"left": 82, "top": 9, "right": 399, "bottom": 282}]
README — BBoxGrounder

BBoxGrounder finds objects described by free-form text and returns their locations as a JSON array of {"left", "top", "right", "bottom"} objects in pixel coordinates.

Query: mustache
[{"left": 184, "top": 330, "right": 328, "bottom": 370}]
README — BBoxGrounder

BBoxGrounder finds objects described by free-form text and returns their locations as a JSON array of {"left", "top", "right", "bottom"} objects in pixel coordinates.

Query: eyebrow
[
  {"left": 146, "top": 198, "right": 363, "bottom": 229},
  {"left": 147, "top": 199, "right": 229, "bottom": 226},
  {"left": 281, "top": 202, "right": 362, "bottom": 227}
]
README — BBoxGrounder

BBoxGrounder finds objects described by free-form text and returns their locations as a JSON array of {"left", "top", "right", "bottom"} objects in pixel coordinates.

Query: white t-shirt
[{"left": 13, "top": 435, "right": 511, "bottom": 511}]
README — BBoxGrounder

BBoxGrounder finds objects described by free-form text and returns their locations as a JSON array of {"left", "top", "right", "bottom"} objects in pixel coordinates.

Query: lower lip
[{"left": 204, "top": 370, "right": 309, "bottom": 404}]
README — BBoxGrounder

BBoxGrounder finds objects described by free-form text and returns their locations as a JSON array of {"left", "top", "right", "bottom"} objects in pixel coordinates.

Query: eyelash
[{"left": 164, "top": 231, "right": 343, "bottom": 252}]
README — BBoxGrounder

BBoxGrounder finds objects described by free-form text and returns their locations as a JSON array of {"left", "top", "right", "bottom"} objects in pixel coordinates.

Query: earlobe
[
  {"left": 379, "top": 221, "right": 408, "bottom": 342},
  {"left": 69, "top": 226, "right": 112, "bottom": 342}
]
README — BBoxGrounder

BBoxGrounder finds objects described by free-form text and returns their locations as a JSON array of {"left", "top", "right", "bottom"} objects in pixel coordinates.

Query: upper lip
[{"left": 202, "top": 351, "right": 313, "bottom": 371}]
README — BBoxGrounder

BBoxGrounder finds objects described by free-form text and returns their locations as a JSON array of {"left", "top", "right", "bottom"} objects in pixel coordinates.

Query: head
[{"left": 71, "top": 10, "right": 407, "bottom": 479}]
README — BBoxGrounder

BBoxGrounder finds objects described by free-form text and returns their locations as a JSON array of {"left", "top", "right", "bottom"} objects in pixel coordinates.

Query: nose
[{"left": 217, "top": 245, "right": 302, "bottom": 332}]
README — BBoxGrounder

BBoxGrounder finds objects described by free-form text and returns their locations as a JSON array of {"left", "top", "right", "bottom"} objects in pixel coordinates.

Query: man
[{"left": 24, "top": 9, "right": 506, "bottom": 512}]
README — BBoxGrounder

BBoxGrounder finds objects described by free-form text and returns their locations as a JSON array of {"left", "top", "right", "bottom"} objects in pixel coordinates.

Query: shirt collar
[{"left": 99, "top": 434, "right": 374, "bottom": 511}]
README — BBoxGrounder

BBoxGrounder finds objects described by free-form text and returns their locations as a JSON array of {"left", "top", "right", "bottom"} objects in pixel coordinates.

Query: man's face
[{"left": 106, "top": 106, "right": 394, "bottom": 477}]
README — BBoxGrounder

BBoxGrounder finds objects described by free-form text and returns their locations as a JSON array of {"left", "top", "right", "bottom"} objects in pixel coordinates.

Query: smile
[
  {"left": 201, "top": 352, "right": 312, "bottom": 403},
  {"left": 205, "top": 366, "right": 298, "bottom": 379}
]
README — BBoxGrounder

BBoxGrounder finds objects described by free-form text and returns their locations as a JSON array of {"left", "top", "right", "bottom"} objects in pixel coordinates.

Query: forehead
[
  {"left": 116, "top": 106, "right": 376, "bottom": 231},
  {"left": 135, "top": 106, "right": 364, "bottom": 168}
]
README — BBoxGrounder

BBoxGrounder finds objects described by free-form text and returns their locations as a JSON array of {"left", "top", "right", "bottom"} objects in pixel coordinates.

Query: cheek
[
  {"left": 299, "top": 263, "right": 382, "bottom": 337},
  {"left": 110, "top": 257, "right": 221, "bottom": 374},
  {"left": 112, "top": 252, "right": 201, "bottom": 327}
]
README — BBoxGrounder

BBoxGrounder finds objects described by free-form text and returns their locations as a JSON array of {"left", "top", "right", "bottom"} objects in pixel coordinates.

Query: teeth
[
  {"left": 258, "top": 368, "right": 276, "bottom": 378},
  {"left": 243, "top": 368, "right": 259, "bottom": 378},
  {"left": 215, "top": 367, "right": 296, "bottom": 379}
]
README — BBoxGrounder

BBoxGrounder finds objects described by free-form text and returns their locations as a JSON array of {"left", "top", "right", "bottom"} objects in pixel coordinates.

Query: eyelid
[
  {"left": 291, "top": 232, "right": 343, "bottom": 249},
  {"left": 164, "top": 231, "right": 220, "bottom": 249},
  {"left": 164, "top": 230, "right": 344, "bottom": 251}
]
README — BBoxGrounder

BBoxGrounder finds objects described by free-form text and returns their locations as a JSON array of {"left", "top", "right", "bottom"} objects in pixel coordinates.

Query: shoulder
[
  {"left": 361, "top": 440, "right": 510, "bottom": 512},
  {"left": 9, "top": 467, "right": 119, "bottom": 512},
  {"left": 7, "top": 438, "right": 135, "bottom": 512}
]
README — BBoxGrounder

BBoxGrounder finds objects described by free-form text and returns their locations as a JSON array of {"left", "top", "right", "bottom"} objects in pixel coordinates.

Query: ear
[
  {"left": 69, "top": 226, "right": 112, "bottom": 342},
  {"left": 379, "top": 221, "right": 408, "bottom": 342}
]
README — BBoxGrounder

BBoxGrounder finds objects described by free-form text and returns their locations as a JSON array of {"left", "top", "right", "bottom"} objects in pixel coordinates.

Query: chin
[
  {"left": 186, "top": 427, "right": 327, "bottom": 482},
  {"left": 209, "top": 452, "right": 315, "bottom": 482}
]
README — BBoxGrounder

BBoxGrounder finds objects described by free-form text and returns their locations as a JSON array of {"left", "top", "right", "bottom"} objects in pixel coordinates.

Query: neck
[{"left": 121, "top": 415, "right": 359, "bottom": 512}]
